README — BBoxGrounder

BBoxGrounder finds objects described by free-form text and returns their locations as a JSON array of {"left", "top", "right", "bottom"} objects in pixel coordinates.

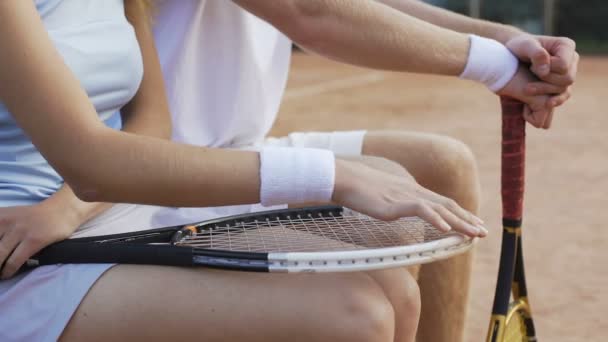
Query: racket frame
[{"left": 29, "top": 206, "right": 474, "bottom": 273}]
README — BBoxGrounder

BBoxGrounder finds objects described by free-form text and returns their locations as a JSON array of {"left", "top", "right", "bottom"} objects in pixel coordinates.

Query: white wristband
[
  {"left": 460, "top": 35, "right": 519, "bottom": 92},
  {"left": 259, "top": 147, "right": 336, "bottom": 206}
]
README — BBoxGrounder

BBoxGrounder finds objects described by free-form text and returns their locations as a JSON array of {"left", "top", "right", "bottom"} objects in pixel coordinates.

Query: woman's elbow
[
  {"left": 65, "top": 174, "right": 105, "bottom": 202},
  {"left": 158, "top": 117, "right": 173, "bottom": 140}
]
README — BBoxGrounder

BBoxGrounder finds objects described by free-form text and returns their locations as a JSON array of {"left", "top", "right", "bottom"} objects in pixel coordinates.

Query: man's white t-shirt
[
  {"left": 150, "top": 0, "right": 293, "bottom": 225},
  {"left": 153, "top": 0, "right": 293, "bottom": 148}
]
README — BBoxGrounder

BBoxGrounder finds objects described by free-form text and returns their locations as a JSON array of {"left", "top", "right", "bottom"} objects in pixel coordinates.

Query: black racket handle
[{"left": 30, "top": 243, "right": 194, "bottom": 267}]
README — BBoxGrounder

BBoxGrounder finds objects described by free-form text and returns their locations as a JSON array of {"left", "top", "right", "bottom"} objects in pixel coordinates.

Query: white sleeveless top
[
  {"left": 0, "top": 0, "right": 142, "bottom": 206},
  {"left": 0, "top": 1, "right": 143, "bottom": 340}
]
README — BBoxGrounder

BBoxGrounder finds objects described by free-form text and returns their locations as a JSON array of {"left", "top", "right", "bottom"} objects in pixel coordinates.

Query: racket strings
[{"left": 177, "top": 211, "right": 454, "bottom": 253}]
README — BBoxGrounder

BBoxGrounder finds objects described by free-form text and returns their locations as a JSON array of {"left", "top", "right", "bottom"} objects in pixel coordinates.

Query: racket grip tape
[
  {"left": 33, "top": 243, "right": 194, "bottom": 267},
  {"left": 501, "top": 97, "right": 526, "bottom": 222}
]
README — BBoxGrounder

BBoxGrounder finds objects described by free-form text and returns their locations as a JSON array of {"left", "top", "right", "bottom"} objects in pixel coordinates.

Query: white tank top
[
  {"left": 153, "top": 0, "right": 292, "bottom": 148},
  {"left": 0, "top": 1, "right": 143, "bottom": 340},
  {"left": 0, "top": 0, "right": 142, "bottom": 207}
]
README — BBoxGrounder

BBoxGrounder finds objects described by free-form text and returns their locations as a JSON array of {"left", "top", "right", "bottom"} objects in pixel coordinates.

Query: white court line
[{"left": 284, "top": 72, "right": 386, "bottom": 100}]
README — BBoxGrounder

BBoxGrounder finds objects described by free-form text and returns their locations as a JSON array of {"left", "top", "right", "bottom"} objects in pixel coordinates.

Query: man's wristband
[{"left": 460, "top": 35, "right": 519, "bottom": 92}]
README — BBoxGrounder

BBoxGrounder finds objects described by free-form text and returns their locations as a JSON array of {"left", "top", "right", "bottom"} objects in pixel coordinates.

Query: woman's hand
[
  {"left": 0, "top": 200, "right": 80, "bottom": 279},
  {"left": 332, "top": 159, "right": 487, "bottom": 238}
]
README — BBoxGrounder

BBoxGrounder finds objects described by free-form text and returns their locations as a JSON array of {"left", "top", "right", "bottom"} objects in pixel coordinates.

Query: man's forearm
[
  {"left": 376, "top": 0, "right": 522, "bottom": 43},
  {"left": 236, "top": 0, "right": 470, "bottom": 76}
]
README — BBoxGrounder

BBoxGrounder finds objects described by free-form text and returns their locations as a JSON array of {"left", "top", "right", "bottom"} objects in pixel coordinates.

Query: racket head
[
  {"left": 31, "top": 206, "right": 475, "bottom": 273},
  {"left": 175, "top": 205, "right": 476, "bottom": 272}
]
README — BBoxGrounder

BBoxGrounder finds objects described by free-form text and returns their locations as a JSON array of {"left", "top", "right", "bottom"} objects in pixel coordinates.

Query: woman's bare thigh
[{"left": 60, "top": 264, "right": 398, "bottom": 342}]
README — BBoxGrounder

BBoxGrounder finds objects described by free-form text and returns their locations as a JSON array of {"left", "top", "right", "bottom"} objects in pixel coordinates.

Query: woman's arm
[
  {"left": 0, "top": 1, "right": 261, "bottom": 207},
  {"left": 37, "top": 2, "right": 174, "bottom": 227},
  {"left": 0, "top": 4, "right": 174, "bottom": 279}
]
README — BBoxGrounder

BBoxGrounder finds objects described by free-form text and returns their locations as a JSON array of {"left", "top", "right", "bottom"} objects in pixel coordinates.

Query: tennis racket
[
  {"left": 487, "top": 97, "right": 537, "bottom": 341},
  {"left": 27, "top": 206, "right": 474, "bottom": 273}
]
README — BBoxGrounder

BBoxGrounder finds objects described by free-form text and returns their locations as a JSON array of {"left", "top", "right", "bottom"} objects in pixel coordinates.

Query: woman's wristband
[
  {"left": 259, "top": 147, "right": 335, "bottom": 206},
  {"left": 460, "top": 35, "right": 519, "bottom": 92}
]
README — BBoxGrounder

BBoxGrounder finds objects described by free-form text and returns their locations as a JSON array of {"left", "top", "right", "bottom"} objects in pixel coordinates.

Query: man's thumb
[{"left": 528, "top": 43, "right": 551, "bottom": 77}]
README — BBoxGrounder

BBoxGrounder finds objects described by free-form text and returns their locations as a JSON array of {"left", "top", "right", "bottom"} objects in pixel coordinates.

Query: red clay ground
[{"left": 272, "top": 54, "right": 607, "bottom": 342}]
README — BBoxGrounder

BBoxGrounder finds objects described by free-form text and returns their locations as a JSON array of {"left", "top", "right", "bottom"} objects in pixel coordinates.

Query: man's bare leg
[{"left": 362, "top": 131, "right": 481, "bottom": 342}]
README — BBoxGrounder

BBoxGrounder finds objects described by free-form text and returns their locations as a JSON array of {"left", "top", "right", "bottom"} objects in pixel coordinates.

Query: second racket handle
[{"left": 501, "top": 97, "right": 526, "bottom": 221}]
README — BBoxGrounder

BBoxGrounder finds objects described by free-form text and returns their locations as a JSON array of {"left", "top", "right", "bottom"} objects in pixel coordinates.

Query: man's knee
[
  {"left": 323, "top": 273, "right": 396, "bottom": 342},
  {"left": 369, "top": 268, "right": 421, "bottom": 322},
  {"left": 341, "top": 155, "right": 414, "bottom": 180},
  {"left": 418, "top": 136, "right": 480, "bottom": 210}
]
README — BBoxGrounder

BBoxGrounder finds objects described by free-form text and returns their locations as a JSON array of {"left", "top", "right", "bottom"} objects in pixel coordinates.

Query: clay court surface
[{"left": 273, "top": 54, "right": 607, "bottom": 341}]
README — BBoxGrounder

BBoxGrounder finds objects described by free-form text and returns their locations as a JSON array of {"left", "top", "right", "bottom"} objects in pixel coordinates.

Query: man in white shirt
[{"left": 153, "top": 1, "right": 577, "bottom": 341}]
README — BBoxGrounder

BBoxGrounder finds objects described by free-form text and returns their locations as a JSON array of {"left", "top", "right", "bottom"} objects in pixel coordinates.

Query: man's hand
[
  {"left": 497, "top": 65, "right": 554, "bottom": 129},
  {"left": 0, "top": 201, "right": 80, "bottom": 279},
  {"left": 505, "top": 34, "right": 579, "bottom": 108}
]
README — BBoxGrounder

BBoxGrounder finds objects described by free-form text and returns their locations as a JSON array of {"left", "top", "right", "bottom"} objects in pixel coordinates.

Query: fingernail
[
  {"left": 474, "top": 216, "right": 485, "bottom": 225},
  {"left": 440, "top": 222, "right": 452, "bottom": 232},
  {"left": 479, "top": 226, "right": 489, "bottom": 236},
  {"left": 539, "top": 64, "right": 550, "bottom": 75}
]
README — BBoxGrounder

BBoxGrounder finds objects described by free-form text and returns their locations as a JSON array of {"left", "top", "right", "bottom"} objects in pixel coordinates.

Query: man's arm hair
[
  {"left": 233, "top": 0, "right": 470, "bottom": 76},
  {"left": 375, "top": 0, "right": 522, "bottom": 43}
]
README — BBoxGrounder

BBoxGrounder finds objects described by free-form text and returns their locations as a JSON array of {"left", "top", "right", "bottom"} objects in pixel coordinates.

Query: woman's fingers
[
  {"left": 423, "top": 190, "right": 483, "bottom": 227},
  {"left": 392, "top": 194, "right": 486, "bottom": 238},
  {"left": 404, "top": 201, "right": 452, "bottom": 233},
  {"left": 0, "top": 231, "right": 19, "bottom": 278},
  {"left": 1, "top": 240, "right": 42, "bottom": 279},
  {"left": 431, "top": 203, "right": 487, "bottom": 237}
]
